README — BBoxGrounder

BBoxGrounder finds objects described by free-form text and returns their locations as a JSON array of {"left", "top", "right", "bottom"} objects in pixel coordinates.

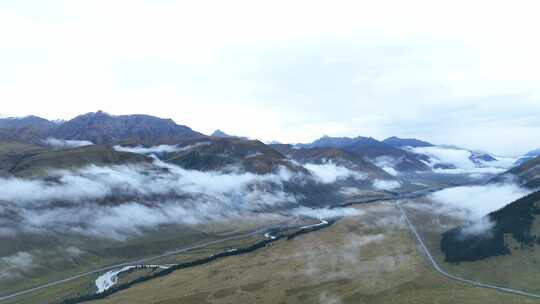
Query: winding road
[
  {"left": 3, "top": 193, "right": 540, "bottom": 302},
  {"left": 396, "top": 199, "right": 540, "bottom": 299}
]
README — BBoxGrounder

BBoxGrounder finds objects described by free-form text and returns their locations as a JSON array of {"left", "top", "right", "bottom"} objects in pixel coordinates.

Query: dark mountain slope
[
  {"left": 0, "top": 144, "right": 150, "bottom": 177},
  {"left": 164, "top": 138, "right": 305, "bottom": 175},
  {"left": 440, "top": 191, "right": 540, "bottom": 262},
  {"left": 382, "top": 136, "right": 434, "bottom": 148},
  {"left": 515, "top": 148, "right": 540, "bottom": 166},
  {"left": 0, "top": 115, "right": 56, "bottom": 130},
  {"left": 300, "top": 136, "right": 430, "bottom": 172},
  {"left": 270, "top": 144, "right": 394, "bottom": 180},
  {"left": 0, "top": 116, "right": 58, "bottom": 144},
  {"left": 492, "top": 155, "right": 540, "bottom": 189},
  {"left": 51, "top": 111, "right": 203, "bottom": 145}
]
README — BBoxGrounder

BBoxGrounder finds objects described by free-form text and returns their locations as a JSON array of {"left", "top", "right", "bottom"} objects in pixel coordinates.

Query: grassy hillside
[
  {"left": 165, "top": 138, "right": 306, "bottom": 175},
  {"left": 286, "top": 146, "right": 395, "bottom": 180},
  {"left": 0, "top": 143, "right": 150, "bottom": 177},
  {"left": 440, "top": 191, "right": 540, "bottom": 262},
  {"left": 84, "top": 202, "right": 538, "bottom": 304}
]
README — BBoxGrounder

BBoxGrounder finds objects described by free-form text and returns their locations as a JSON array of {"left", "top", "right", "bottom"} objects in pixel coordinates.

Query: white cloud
[
  {"left": 113, "top": 142, "right": 211, "bottom": 154},
  {"left": 0, "top": 159, "right": 301, "bottom": 239},
  {"left": 372, "top": 179, "right": 401, "bottom": 191},
  {"left": 425, "top": 183, "right": 531, "bottom": 235},
  {"left": 1, "top": 1, "right": 540, "bottom": 154},
  {"left": 319, "top": 291, "right": 343, "bottom": 304},
  {"left": 461, "top": 217, "right": 495, "bottom": 236},
  {"left": 429, "top": 183, "right": 529, "bottom": 219},
  {"left": 43, "top": 137, "right": 92, "bottom": 149},
  {"left": 290, "top": 207, "right": 363, "bottom": 220},
  {"left": 382, "top": 166, "right": 398, "bottom": 176},
  {"left": 407, "top": 146, "right": 516, "bottom": 177},
  {"left": 304, "top": 162, "right": 365, "bottom": 184},
  {"left": 0, "top": 252, "right": 34, "bottom": 280}
]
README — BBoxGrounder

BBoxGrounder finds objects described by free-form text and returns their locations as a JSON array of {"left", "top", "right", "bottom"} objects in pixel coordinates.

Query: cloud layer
[
  {"left": 304, "top": 162, "right": 366, "bottom": 184},
  {"left": 113, "top": 142, "right": 211, "bottom": 154},
  {"left": 425, "top": 183, "right": 531, "bottom": 235},
  {"left": 372, "top": 179, "right": 401, "bottom": 191},
  {"left": 290, "top": 207, "right": 363, "bottom": 220},
  {"left": 407, "top": 146, "right": 516, "bottom": 177},
  {"left": 43, "top": 137, "right": 93, "bottom": 149},
  {"left": 0, "top": 159, "right": 301, "bottom": 239}
]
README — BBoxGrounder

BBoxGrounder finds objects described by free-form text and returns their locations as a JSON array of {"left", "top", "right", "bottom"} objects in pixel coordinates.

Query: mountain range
[
  {"left": 0, "top": 112, "right": 430, "bottom": 175},
  {"left": 0, "top": 111, "right": 201, "bottom": 146},
  {"left": 0, "top": 111, "right": 532, "bottom": 179},
  {"left": 2, "top": 111, "right": 540, "bottom": 304},
  {"left": 515, "top": 148, "right": 540, "bottom": 165},
  {"left": 296, "top": 135, "right": 431, "bottom": 172}
]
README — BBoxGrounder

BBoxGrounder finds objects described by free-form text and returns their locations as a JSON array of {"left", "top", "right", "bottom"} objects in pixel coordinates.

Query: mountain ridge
[
  {"left": 297, "top": 135, "right": 431, "bottom": 172},
  {"left": 0, "top": 111, "right": 205, "bottom": 146}
]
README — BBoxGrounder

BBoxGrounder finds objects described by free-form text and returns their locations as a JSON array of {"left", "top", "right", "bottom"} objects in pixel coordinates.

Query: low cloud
[
  {"left": 319, "top": 291, "right": 342, "bottom": 304},
  {"left": 0, "top": 158, "right": 300, "bottom": 240},
  {"left": 0, "top": 252, "right": 34, "bottom": 280},
  {"left": 461, "top": 217, "right": 495, "bottom": 236},
  {"left": 407, "top": 146, "right": 515, "bottom": 177},
  {"left": 382, "top": 166, "right": 398, "bottom": 176},
  {"left": 426, "top": 183, "right": 530, "bottom": 235},
  {"left": 301, "top": 234, "right": 386, "bottom": 282},
  {"left": 43, "top": 137, "right": 93, "bottom": 149},
  {"left": 113, "top": 142, "right": 211, "bottom": 154},
  {"left": 290, "top": 207, "right": 363, "bottom": 220},
  {"left": 304, "top": 162, "right": 366, "bottom": 184},
  {"left": 372, "top": 179, "right": 401, "bottom": 191}
]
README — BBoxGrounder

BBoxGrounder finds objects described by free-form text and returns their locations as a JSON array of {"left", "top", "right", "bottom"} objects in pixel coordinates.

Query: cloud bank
[
  {"left": 0, "top": 159, "right": 300, "bottom": 240},
  {"left": 43, "top": 137, "right": 93, "bottom": 149},
  {"left": 372, "top": 179, "right": 401, "bottom": 191},
  {"left": 304, "top": 162, "right": 366, "bottom": 184},
  {"left": 290, "top": 207, "right": 363, "bottom": 220},
  {"left": 426, "top": 183, "right": 530, "bottom": 235},
  {"left": 113, "top": 142, "right": 211, "bottom": 154},
  {"left": 407, "top": 146, "right": 516, "bottom": 177}
]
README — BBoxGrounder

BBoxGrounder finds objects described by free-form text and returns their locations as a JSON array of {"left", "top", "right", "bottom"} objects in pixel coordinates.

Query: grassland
[
  {"left": 88, "top": 201, "right": 538, "bottom": 304},
  {"left": 0, "top": 214, "right": 291, "bottom": 304},
  {"left": 403, "top": 198, "right": 540, "bottom": 295},
  {"left": 4, "top": 195, "right": 540, "bottom": 303}
]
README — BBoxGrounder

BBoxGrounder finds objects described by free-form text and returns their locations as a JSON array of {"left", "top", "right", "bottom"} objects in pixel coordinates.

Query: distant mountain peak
[
  {"left": 295, "top": 134, "right": 431, "bottom": 172},
  {"left": 51, "top": 112, "right": 203, "bottom": 145},
  {"left": 210, "top": 129, "right": 248, "bottom": 140},
  {"left": 211, "top": 129, "right": 231, "bottom": 137},
  {"left": 0, "top": 115, "right": 55, "bottom": 128},
  {"left": 515, "top": 147, "right": 540, "bottom": 165},
  {"left": 383, "top": 136, "right": 433, "bottom": 148}
]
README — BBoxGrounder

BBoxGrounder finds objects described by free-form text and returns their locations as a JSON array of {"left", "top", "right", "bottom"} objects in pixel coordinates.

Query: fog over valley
[{"left": 1, "top": 2, "right": 540, "bottom": 303}]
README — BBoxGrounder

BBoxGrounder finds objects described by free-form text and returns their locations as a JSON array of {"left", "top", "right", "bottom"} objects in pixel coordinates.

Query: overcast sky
[{"left": 1, "top": 0, "right": 539, "bottom": 155}]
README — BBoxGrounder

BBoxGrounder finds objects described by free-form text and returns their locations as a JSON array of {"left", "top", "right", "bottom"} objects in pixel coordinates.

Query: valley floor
[{"left": 87, "top": 201, "right": 539, "bottom": 304}]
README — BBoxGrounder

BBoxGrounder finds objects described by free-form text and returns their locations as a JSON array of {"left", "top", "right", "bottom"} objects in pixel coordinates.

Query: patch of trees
[
  {"left": 524, "top": 178, "right": 540, "bottom": 190},
  {"left": 441, "top": 191, "right": 540, "bottom": 263}
]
